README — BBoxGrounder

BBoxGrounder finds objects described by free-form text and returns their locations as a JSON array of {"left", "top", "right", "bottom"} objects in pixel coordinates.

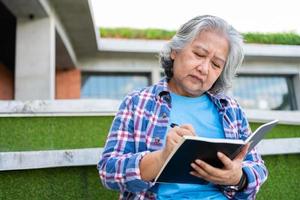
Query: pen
[{"left": 170, "top": 123, "right": 179, "bottom": 128}]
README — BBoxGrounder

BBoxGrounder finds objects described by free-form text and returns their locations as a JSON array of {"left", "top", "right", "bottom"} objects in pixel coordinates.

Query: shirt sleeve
[
  {"left": 223, "top": 107, "right": 268, "bottom": 199},
  {"left": 97, "top": 94, "right": 154, "bottom": 193}
]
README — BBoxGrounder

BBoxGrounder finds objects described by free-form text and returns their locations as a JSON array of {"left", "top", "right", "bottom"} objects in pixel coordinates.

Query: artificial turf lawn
[
  {"left": 257, "top": 154, "right": 300, "bottom": 200},
  {"left": 0, "top": 116, "right": 299, "bottom": 199},
  {"left": 0, "top": 154, "right": 299, "bottom": 200},
  {"left": 0, "top": 116, "right": 114, "bottom": 152},
  {"left": 0, "top": 166, "right": 119, "bottom": 200},
  {"left": 250, "top": 123, "right": 300, "bottom": 139},
  {"left": 0, "top": 116, "right": 299, "bottom": 152}
]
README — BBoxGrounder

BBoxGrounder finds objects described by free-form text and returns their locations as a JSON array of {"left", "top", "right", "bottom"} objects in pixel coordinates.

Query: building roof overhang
[
  {"left": 2, "top": 0, "right": 300, "bottom": 65},
  {"left": 1, "top": 0, "right": 98, "bottom": 68},
  {"left": 98, "top": 38, "right": 300, "bottom": 60}
]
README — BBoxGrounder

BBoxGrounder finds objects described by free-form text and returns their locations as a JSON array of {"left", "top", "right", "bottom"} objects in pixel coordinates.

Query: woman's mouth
[{"left": 189, "top": 75, "right": 204, "bottom": 83}]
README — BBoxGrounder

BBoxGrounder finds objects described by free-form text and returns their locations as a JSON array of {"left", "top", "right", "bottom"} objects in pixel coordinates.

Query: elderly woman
[{"left": 98, "top": 15, "right": 267, "bottom": 199}]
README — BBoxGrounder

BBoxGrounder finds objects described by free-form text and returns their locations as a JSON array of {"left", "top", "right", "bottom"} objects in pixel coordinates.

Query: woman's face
[{"left": 168, "top": 30, "right": 229, "bottom": 97}]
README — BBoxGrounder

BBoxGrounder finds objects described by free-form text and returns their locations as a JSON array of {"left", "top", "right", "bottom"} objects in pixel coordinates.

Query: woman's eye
[
  {"left": 212, "top": 62, "right": 220, "bottom": 68},
  {"left": 195, "top": 53, "right": 204, "bottom": 57}
]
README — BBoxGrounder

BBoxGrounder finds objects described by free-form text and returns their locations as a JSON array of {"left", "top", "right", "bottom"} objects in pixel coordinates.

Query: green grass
[
  {"left": 0, "top": 117, "right": 299, "bottom": 152},
  {"left": 243, "top": 32, "right": 300, "bottom": 45},
  {"left": 99, "top": 27, "right": 300, "bottom": 45},
  {"left": 100, "top": 27, "right": 176, "bottom": 40},
  {"left": 0, "top": 116, "right": 114, "bottom": 152},
  {"left": 250, "top": 123, "right": 300, "bottom": 138},
  {"left": 0, "top": 116, "right": 299, "bottom": 199},
  {"left": 0, "top": 166, "right": 119, "bottom": 200},
  {"left": 257, "top": 154, "right": 300, "bottom": 200},
  {"left": 0, "top": 155, "right": 299, "bottom": 200}
]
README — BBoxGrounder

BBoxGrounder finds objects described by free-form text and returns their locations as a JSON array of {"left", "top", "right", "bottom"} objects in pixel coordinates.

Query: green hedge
[
  {"left": 0, "top": 116, "right": 299, "bottom": 152},
  {"left": 99, "top": 27, "right": 300, "bottom": 45},
  {"left": 0, "top": 154, "right": 299, "bottom": 200}
]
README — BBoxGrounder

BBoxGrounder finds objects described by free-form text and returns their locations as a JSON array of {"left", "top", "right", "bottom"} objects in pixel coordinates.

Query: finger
[
  {"left": 173, "top": 133, "right": 183, "bottom": 143},
  {"left": 172, "top": 126, "right": 186, "bottom": 137},
  {"left": 194, "top": 159, "right": 223, "bottom": 177},
  {"left": 166, "top": 131, "right": 182, "bottom": 144},
  {"left": 190, "top": 161, "right": 223, "bottom": 184},
  {"left": 175, "top": 126, "right": 195, "bottom": 137},
  {"left": 179, "top": 128, "right": 195, "bottom": 136},
  {"left": 217, "top": 152, "right": 234, "bottom": 169},
  {"left": 180, "top": 124, "right": 196, "bottom": 136},
  {"left": 235, "top": 143, "right": 250, "bottom": 161},
  {"left": 171, "top": 126, "right": 186, "bottom": 138},
  {"left": 190, "top": 162, "right": 210, "bottom": 178},
  {"left": 168, "top": 126, "right": 183, "bottom": 138}
]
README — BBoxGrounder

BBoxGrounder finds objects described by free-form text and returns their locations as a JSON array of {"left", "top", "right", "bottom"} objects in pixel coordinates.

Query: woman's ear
[{"left": 170, "top": 50, "right": 176, "bottom": 60}]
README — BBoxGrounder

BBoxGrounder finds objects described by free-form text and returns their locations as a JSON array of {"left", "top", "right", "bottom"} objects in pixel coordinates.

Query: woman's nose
[{"left": 196, "top": 59, "right": 209, "bottom": 75}]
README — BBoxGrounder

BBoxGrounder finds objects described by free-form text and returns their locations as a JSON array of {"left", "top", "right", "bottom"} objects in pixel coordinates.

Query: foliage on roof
[
  {"left": 243, "top": 32, "right": 300, "bottom": 45},
  {"left": 100, "top": 27, "right": 175, "bottom": 40},
  {"left": 99, "top": 27, "right": 300, "bottom": 45}
]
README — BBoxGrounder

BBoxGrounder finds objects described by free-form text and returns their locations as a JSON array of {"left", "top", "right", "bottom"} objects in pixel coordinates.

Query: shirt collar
[
  {"left": 206, "top": 91, "right": 229, "bottom": 110},
  {"left": 155, "top": 77, "right": 170, "bottom": 99},
  {"left": 156, "top": 77, "right": 229, "bottom": 110}
]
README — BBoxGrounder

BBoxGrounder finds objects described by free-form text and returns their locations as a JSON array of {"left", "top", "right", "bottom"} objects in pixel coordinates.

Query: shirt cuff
[{"left": 124, "top": 151, "right": 156, "bottom": 192}]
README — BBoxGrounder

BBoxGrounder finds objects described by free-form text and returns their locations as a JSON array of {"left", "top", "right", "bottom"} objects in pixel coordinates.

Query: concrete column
[
  {"left": 293, "top": 72, "right": 300, "bottom": 110},
  {"left": 15, "top": 17, "right": 55, "bottom": 100},
  {"left": 151, "top": 67, "right": 162, "bottom": 85}
]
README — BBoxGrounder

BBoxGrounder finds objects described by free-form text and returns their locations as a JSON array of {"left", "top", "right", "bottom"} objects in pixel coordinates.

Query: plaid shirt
[{"left": 98, "top": 78, "right": 268, "bottom": 200}]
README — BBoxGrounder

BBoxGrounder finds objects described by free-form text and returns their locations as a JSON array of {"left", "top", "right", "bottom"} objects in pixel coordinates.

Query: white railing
[
  {"left": 1, "top": 100, "right": 300, "bottom": 171},
  {"left": 1, "top": 138, "right": 300, "bottom": 171},
  {"left": 1, "top": 99, "right": 300, "bottom": 125}
]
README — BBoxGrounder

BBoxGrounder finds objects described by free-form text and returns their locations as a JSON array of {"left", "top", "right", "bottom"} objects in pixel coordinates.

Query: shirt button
[
  {"left": 162, "top": 113, "right": 167, "bottom": 119},
  {"left": 154, "top": 137, "right": 161, "bottom": 145}
]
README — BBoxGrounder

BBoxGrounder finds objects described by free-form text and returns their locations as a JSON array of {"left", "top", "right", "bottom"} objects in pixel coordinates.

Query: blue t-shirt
[{"left": 155, "top": 93, "right": 227, "bottom": 200}]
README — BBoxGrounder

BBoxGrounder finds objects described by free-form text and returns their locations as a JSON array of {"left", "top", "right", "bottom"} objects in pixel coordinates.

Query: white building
[{"left": 0, "top": 0, "right": 300, "bottom": 112}]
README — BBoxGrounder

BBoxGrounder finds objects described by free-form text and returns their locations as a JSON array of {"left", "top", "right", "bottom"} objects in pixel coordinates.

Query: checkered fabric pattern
[{"left": 97, "top": 78, "right": 267, "bottom": 200}]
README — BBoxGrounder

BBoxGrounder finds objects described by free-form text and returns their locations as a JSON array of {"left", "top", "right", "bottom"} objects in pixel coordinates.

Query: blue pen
[{"left": 170, "top": 123, "right": 179, "bottom": 128}]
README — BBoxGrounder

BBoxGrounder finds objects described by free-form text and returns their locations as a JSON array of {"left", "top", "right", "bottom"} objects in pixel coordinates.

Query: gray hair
[{"left": 159, "top": 15, "right": 244, "bottom": 94}]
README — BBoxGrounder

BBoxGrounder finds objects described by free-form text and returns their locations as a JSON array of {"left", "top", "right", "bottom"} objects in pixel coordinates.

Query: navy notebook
[{"left": 154, "top": 119, "right": 278, "bottom": 184}]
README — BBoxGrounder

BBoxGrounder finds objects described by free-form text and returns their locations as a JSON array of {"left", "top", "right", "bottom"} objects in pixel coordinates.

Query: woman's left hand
[{"left": 190, "top": 143, "right": 250, "bottom": 185}]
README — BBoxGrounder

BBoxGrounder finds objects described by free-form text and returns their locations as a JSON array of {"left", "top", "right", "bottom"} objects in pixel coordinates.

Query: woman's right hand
[
  {"left": 161, "top": 124, "right": 196, "bottom": 161},
  {"left": 140, "top": 124, "right": 196, "bottom": 181}
]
